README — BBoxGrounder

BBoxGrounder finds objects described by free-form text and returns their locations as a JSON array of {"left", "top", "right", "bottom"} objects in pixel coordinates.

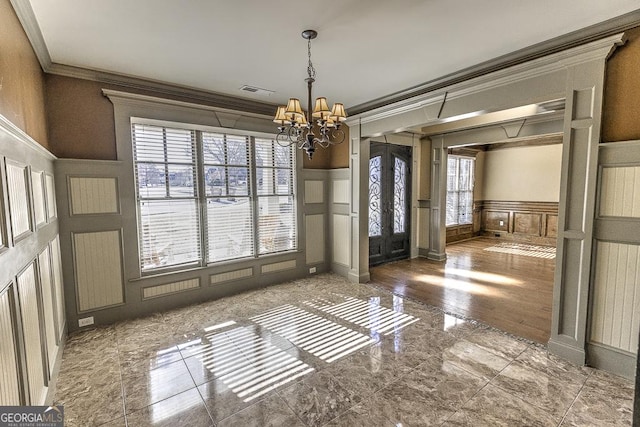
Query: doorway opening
[{"left": 368, "top": 142, "right": 412, "bottom": 266}]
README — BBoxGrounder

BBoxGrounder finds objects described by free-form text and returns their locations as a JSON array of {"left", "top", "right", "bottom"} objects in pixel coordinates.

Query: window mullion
[
  {"left": 163, "top": 128, "right": 170, "bottom": 197},
  {"left": 195, "top": 130, "right": 207, "bottom": 266},
  {"left": 249, "top": 136, "right": 260, "bottom": 258}
]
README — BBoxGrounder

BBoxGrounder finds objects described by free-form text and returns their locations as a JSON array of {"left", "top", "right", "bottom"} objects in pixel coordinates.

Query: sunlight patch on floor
[{"left": 483, "top": 242, "right": 556, "bottom": 259}]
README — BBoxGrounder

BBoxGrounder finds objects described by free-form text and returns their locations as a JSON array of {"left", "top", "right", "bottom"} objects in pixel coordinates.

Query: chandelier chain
[{"left": 307, "top": 38, "right": 316, "bottom": 80}]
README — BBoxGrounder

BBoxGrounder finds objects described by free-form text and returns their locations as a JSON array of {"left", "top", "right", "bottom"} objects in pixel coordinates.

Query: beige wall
[
  {"left": 474, "top": 151, "right": 485, "bottom": 201},
  {"left": 0, "top": 0, "right": 48, "bottom": 148},
  {"left": 602, "top": 26, "right": 640, "bottom": 143},
  {"left": 480, "top": 144, "right": 562, "bottom": 202}
]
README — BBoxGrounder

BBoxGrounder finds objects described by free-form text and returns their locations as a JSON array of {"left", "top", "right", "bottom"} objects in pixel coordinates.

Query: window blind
[
  {"left": 131, "top": 123, "right": 297, "bottom": 273},
  {"left": 132, "top": 124, "right": 201, "bottom": 270},
  {"left": 202, "top": 132, "right": 254, "bottom": 262},
  {"left": 255, "top": 138, "right": 296, "bottom": 255}
]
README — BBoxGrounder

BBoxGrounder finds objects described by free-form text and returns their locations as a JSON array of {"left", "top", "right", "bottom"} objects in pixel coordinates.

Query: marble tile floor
[{"left": 53, "top": 273, "right": 635, "bottom": 426}]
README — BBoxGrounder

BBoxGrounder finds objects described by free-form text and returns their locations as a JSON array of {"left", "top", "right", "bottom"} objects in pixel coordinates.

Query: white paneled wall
[
  {"left": 304, "top": 180, "right": 324, "bottom": 204},
  {"left": 333, "top": 180, "right": 349, "bottom": 204},
  {"left": 600, "top": 166, "right": 640, "bottom": 218},
  {"left": 333, "top": 214, "right": 350, "bottom": 266},
  {"left": 38, "top": 246, "right": 59, "bottom": 367},
  {"left": 74, "top": 231, "right": 124, "bottom": 312},
  {"left": 2, "top": 112, "right": 62, "bottom": 406},
  {"left": 45, "top": 174, "right": 56, "bottom": 219},
  {"left": 69, "top": 177, "right": 118, "bottom": 215},
  {"left": 50, "top": 236, "right": 65, "bottom": 338},
  {"left": 591, "top": 241, "right": 640, "bottom": 354},
  {"left": 305, "top": 214, "right": 325, "bottom": 264},
  {"left": 16, "top": 264, "right": 47, "bottom": 405},
  {"left": 31, "top": 171, "right": 46, "bottom": 226},
  {"left": 0, "top": 286, "right": 20, "bottom": 405},
  {"left": 6, "top": 162, "right": 31, "bottom": 238}
]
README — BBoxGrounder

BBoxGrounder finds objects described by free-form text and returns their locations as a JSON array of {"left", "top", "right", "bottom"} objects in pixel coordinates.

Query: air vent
[{"left": 239, "top": 85, "right": 275, "bottom": 96}]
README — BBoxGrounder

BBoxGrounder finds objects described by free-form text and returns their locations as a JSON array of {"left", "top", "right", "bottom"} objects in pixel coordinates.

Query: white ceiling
[{"left": 27, "top": 0, "right": 640, "bottom": 113}]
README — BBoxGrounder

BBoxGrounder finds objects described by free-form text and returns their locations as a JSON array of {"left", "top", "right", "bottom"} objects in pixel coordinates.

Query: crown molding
[
  {"left": 9, "top": 0, "right": 52, "bottom": 69},
  {"left": 348, "top": 9, "right": 640, "bottom": 115},
  {"left": 48, "top": 63, "right": 278, "bottom": 117},
  {"left": 0, "top": 114, "right": 56, "bottom": 160}
]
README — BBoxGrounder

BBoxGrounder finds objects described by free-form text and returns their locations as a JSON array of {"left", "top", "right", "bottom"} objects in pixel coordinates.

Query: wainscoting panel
[
  {"left": 73, "top": 230, "right": 124, "bottom": 312},
  {"left": 16, "top": 264, "right": 47, "bottom": 405},
  {"left": 210, "top": 268, "right": 254, "bottom": 285},
  {"left": 142, "top": 278, "right": 200, "bottom": 300},
  {"left": 305, "top": 214, "right": 325, "bottom": 264},
  {"left": 591, "top": 241, "right": 640, "bottom": 354},
  {"left": 50, "top": 236, "right": 65, "bottom": 339},
  {"left": 0, "top": 284, "right": 21, "bottom": 405},
  {"left": 332, "top": 180, "right": 349, "bottom": 204},
  {"left": 69, "top": 177, "right": 119, "bottom": 215},
  {"left": 38, "top": 247, "right": 59, "bottom": 363},
  {"left": 45, "top": 174, "right": 56, "bottom": 219},
  {"left": 6, "top": 162, "right": 31, "bottom": 239},
  {"left": 600, "top": 166, "right": 640, "bottom": 218},
  {"left": 480, "top": 200, "right": 558, "bottom": 245},
  {"left": 304, "top": 180, "right": 324, "bottom": 204},
  {"left": 513, "top": 212, "right": 542, "bottom": 236},
  {"left": 31, "top": 171, "right": 46, "bottom": 226},
  {"left": 261, "top": 260, "right": 296, "bottom": 274},
  {"left": 333, "top": 214, "right": 350, "bottom": 266}
]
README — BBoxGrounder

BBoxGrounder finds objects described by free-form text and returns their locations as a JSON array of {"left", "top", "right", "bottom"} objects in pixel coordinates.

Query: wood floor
[{"left": 369, "top": 237, "right": 555, "bottom": 343}]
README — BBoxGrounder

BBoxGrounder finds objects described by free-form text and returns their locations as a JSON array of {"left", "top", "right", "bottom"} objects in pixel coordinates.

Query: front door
[{"left": 369, "top": 142, "right": 411, "bottom": 266}]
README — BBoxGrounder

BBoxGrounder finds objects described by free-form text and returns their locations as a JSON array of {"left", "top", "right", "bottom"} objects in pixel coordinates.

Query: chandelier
[{"left": 273, "top": 29, "right": 347, "bottom": 160}]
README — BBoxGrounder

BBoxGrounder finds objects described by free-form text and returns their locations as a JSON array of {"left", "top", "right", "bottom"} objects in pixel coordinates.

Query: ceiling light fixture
[{"left": 273, "top": 30, "right": 347, "bottom": 160}]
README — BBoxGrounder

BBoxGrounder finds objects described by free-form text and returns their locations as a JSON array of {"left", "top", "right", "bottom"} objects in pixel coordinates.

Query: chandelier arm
[{"left": 329, "top": 128, "right": 346, "bottom": 144}]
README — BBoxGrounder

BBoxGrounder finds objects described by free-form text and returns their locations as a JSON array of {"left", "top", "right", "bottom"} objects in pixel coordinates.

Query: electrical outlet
[
  {"left": 78, "top": 316, "right": 94, "bottom": 327},
  {"left": 499, "top": 220, "right": 504, "bottom": 226},
  {"left": 309, "top": 267, "right": 317, "bottom": 274}
]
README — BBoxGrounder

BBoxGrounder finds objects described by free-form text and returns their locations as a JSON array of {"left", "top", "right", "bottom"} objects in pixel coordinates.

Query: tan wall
[
  {"left": 481, "top": 144, "right": 562, "bottom": 202},
  {"left": 301, "top": 124, "right": 350, "bottom": 169},
  {"left": 45, "top": 75, "right": 117, "bottom": 160},
  {"left": 602, "top": 26, "right": 640, "bottom": 142},
  {"left": 0, "top": 0, "right": 48, "bottom": 148},
  {"left": 45, "top": 72, "right": 352, "bottom": 166}
]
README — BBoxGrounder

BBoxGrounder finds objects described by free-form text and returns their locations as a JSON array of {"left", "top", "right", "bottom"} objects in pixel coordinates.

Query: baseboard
[
  {"left": 587, "top": 342, "right": 637, "bottom": 380},
  {"left": 548, "top": 338, "right": 586, "bottom": 366},
  {"left": 348, "top": 270, "right": 370, "bottom": 284},
  {"left": 426, "top": 250, "right": 447, "bottom": 261}
]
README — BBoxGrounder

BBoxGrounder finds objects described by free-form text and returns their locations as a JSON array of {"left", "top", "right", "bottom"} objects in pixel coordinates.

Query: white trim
[
  {"left": 0, "top": 114, "right": 56, "bottom": 160},
  {"left": 102, "top": 89, "right": 272, "bottom": 119}
]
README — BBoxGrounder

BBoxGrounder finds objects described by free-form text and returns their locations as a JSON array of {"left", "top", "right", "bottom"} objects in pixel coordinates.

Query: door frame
[{"left": 368, "top": 141, "right": 412, "bottom": 266}]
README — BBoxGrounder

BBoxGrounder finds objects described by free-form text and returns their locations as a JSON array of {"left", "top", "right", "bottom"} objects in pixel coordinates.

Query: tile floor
[{"left": 53, "top": 273, "right": 635, "bottom": 426}]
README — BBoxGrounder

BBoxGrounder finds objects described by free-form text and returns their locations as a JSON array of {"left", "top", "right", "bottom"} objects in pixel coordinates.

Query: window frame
[
  {"left": 446, "top": 155, "right": 475, "bottom": 227},
  {"left": 131, "top": 119, "right": 298, "bottom": 275}
]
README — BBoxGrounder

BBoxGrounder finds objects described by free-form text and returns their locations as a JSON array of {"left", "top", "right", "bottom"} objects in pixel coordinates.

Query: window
[
  {"left": 132, "top": 123, "right": 296, "bottom": 272},
  {"left": 446, "top": 156, "right": 474, "bottom": 226}
]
